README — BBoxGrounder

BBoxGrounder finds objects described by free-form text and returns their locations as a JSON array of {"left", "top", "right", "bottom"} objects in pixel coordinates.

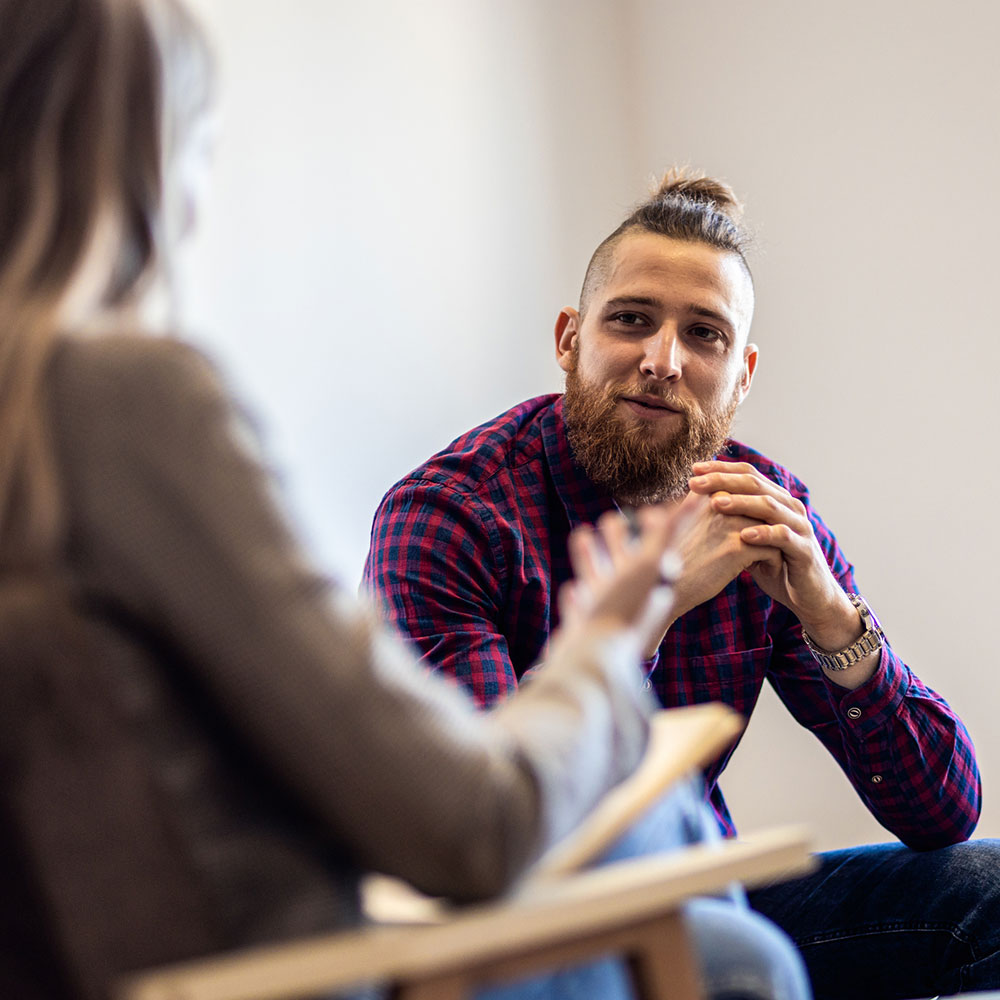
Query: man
[{"left": 364, "top": 169, "right": 1000, "bottom": 999}]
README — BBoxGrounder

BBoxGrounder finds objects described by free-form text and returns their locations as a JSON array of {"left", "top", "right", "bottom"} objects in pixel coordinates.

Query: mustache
[{"left": 611, "top": 384, "right": 692, "bottom": 415}]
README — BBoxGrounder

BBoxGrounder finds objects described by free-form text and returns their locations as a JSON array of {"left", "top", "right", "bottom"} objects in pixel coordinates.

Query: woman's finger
[
  {"left": 594, "top": 509, "right": 634, "bottom": 570},
  {"left": 567, "top": 524, "right": 610, "bottom": 588}
]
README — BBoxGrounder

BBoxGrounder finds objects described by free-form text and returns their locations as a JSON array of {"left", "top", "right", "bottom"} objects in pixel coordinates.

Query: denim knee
[
  {"left": 597, "top": 774, "right": 722, "bottom": 865},
  {"left": 684, "top": 898, "right": 812, "bottom": 1000}
]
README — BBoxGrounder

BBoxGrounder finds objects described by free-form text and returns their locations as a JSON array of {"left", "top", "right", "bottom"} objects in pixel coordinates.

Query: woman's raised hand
[{"left": 559, "top": 504, "right": 686, "bottom": 655}]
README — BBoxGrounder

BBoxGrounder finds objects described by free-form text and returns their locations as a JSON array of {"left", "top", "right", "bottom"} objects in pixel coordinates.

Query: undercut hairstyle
[{"left": 579, "top": 167, "right": 754, "bottom": 316}]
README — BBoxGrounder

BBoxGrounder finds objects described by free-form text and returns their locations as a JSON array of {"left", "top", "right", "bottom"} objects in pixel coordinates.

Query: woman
[{"left": 0, "top": 2, "right": 808, "bottom": 1000}]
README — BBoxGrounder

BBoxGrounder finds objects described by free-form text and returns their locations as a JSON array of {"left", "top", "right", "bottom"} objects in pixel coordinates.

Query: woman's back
[
  {"left": 0, "top": 4, "right": 681, "bottom": 997},
  {"left": 1, "top": 337, "right": 364, "bottom": 998},
  {"left": 1, "top": 590, "right": 353, "bottom": 999},
  {"left": 0, "top": 334, "right": 655, "bottom": 998}
]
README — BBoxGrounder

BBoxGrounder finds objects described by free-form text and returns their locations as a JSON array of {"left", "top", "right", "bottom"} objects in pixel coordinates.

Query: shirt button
[
  {"left": 643, "top": 679, "right": 653, "bottom": 692},
  {"left": 871, "top": 774, "right": 883, "bottom": 784},
  {"left": 847, "top": 707, "right": 862, "bottom": 720}
]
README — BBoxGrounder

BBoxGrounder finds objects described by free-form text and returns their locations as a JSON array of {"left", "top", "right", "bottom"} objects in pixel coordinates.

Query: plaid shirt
[{"left": 364, "top": 394, "right": 980, "bottom": 848}]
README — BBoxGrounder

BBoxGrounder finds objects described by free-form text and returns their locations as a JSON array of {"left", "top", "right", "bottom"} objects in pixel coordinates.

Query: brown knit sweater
[{"left": 0, "top": 335, "right": 652, "bottom": 999}]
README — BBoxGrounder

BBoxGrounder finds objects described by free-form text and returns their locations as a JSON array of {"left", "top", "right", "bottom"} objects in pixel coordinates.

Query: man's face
[{"left": 555, "top": 231, "right": 758, "bottom": 504}]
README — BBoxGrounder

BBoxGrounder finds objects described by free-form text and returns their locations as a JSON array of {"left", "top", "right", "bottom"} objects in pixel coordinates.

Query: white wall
[
  {"left": 627, "top": 0, "right": 1000, "bottom": 849},
  {"left": 181, "top": 0, "right": 642, "bottom": 577},
  {"left": 182, "top": 0, "right": 1000, "bottom": 852}
]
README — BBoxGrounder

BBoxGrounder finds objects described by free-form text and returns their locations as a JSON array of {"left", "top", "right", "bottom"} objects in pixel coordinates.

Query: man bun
[
  {"left": 650, "top": 166, "right": 745, "bottom": 225},
  {"left": 624, "top": 164, "right": 752, "bottom": 258},
  {"left": 578, "top": 166, "right": 753, "bottom": 314}
]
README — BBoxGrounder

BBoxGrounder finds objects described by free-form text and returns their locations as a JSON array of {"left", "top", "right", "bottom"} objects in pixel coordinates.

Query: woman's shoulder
[
  {"left": 50, "top": 333, "right": 224, "bottom": 403},
  {"left": 46, "top": 334, "right": 244, "bottom": 475}
]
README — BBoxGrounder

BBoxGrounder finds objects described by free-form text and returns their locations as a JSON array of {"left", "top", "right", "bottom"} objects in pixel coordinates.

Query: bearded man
[{"left": 363, "top": 170, "right": 1000, "bottom": 1000}]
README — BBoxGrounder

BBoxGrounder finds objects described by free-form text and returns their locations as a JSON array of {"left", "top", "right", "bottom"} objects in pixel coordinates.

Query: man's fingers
[
  {"left": 690, "top": 460, "right": 760, "bottom": 479},
  {"left": 711, "top": 490, "right": 807, "bottom": 528},
  {"left": 692, "top": 460, "right": 744, "bottom": 472},
  {"left": 739, "top": 522, "right": 810, "bottom": 560},
  {"left": 689, "top": 470, "right": 780, "bottom": 499},
  {"left": 747, "top": 546, "right": 784, "bottom": 576}
]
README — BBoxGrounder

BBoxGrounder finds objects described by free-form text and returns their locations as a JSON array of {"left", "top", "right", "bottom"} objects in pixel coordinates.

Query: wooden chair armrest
[
  {"left": 363, "top": 703, "right": 746, "bottom": 924},
  {"left": 532, "top": 703, "right": 745, "bottom": 880},
  {"left": 120, "top": 826, "right": 814, "bottom": 1000}
]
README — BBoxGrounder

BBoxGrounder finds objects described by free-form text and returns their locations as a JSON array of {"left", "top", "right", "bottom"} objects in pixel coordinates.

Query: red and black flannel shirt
[{"left": 364, "top": 394, "right": 980, "bottom": 848}]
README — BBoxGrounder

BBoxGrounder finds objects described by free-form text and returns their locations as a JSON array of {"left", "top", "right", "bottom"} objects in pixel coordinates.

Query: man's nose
[{"left": 639, "top": 328, "right": 683, "bottom": 382}]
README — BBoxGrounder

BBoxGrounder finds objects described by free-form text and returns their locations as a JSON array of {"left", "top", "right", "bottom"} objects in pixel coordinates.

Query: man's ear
[
  {"left": 555, "top": 307, "right": 580, "bottom": 373},
  {"left": 739, "top": 342, "right": 759, "bottom": 400}
]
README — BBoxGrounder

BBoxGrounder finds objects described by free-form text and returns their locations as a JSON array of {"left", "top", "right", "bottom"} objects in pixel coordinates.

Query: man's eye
[
  {"left": 689, "top": 325, "right": 723, "bottom": 343},
  {"left": 612, "top": 312, "right": 645, "bottom": 326}
]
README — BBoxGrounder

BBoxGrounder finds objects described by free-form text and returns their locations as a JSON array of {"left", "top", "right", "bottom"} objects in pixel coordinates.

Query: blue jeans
[
  {"left": 748, "top": 839, "right": 1000, "bottom": 1000},
  {"left": 472, "top": 896, "right": 809, "bottom": 1000},
  {"left": 346, "top": 778, "right": 809, "bottom": 1000},
  {"left": 472, "top": 777, "right": 810, "bottom": 1000}
]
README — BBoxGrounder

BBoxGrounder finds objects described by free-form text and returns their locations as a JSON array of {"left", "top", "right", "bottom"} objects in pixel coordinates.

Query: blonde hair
[
  {"left": 0, "top": 0, "right": 212, "bottom": 572},
  {"left": 579, "top": 166, "right": 753, "bottom": 315}
]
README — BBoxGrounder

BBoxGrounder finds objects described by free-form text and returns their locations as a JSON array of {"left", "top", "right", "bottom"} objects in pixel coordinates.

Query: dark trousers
[{"left": 749, "top": 839, "right": 1000, "bottom": 1000}]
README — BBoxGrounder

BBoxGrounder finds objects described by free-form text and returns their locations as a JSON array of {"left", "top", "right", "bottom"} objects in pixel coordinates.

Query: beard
[{"left": 562, "top": 355, "right": 740, "bottom": 506}]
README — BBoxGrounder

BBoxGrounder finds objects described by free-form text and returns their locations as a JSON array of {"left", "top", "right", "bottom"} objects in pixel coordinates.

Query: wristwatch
[{"left": 801, "top": 594, "right": 885, "bottom": 671}]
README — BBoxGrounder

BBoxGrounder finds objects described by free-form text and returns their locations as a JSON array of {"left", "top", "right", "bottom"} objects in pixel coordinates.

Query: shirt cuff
[{"left": 825, "top": 644, "right": 907, "bottom": 738}]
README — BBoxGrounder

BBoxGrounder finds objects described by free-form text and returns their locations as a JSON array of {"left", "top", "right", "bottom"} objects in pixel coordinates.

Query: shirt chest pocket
[{"left": 681, "top": 642, "right": 773, "bottom": 719}]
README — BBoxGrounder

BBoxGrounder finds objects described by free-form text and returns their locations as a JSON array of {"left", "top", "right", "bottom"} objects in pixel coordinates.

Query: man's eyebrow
[
  {"left": 603, "top": 296, "right": 736, "bottom": 329},
  {"left": 689, "top": 304, "right": 735, "bottom": 329},
  {"left": 603, "top": 295, "right": 662, "bottom": 309}
]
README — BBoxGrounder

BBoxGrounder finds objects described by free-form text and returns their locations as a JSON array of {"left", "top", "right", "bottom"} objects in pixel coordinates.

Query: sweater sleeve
[{"left": 49, "top": 336, "right": 653, "bottom": 899}]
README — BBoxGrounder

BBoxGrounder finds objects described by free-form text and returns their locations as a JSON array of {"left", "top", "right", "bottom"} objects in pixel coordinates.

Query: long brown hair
[{"left": 0, "top": 0, "right": 211, "bottom": 572}]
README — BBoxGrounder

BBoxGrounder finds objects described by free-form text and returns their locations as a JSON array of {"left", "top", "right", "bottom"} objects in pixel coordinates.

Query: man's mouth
[{"left": 619, "top": 394, "right": 682, "bottom": 413}]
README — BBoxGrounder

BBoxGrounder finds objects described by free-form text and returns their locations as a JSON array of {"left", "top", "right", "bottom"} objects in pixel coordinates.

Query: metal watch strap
[{"left": 801, "top": 594, "right": 885, "bottom": 672}]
